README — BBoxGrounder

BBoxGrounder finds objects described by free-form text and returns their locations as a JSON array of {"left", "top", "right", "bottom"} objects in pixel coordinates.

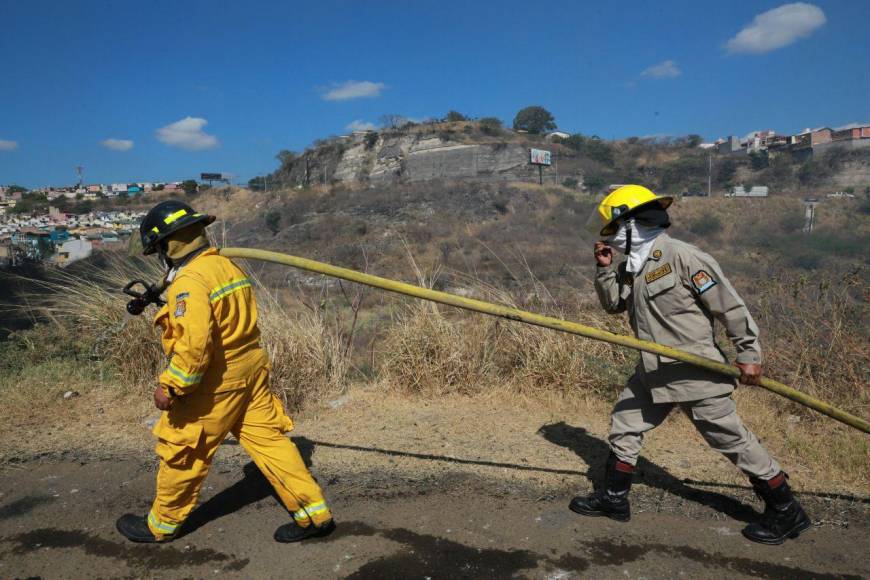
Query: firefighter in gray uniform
[{"left": 570, "top": 185, "right": 811, "bottom": 545}]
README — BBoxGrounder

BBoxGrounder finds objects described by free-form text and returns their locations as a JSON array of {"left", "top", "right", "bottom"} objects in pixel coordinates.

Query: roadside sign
[{"left": 529, "top": 148, "right": 552, "bottom": 166}]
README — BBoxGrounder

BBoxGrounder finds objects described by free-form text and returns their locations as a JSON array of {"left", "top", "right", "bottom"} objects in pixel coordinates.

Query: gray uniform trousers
[{"left": 609, "top": 373, "right": 781, "bottom": 480}]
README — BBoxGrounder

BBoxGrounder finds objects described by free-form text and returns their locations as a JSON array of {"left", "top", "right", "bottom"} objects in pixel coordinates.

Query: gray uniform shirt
[{"left": 595, "top": 233, "right": 762, "bottom": 403}]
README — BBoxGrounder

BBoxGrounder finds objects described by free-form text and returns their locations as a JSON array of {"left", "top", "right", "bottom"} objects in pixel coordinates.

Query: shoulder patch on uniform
[
  {"left": 645, "top": 263, "right": 672, "bottom": 284},
  {"left": 174, "top": 300, "right": 187, "bottom": 317},
  {"left": 652, "top": 249, "right": 662, "bottom": 260},
  {"left": 175, "top": 292, "right": 189, "bottom": 301},
  {"left": 692, "top": 270, "right": 717, "bottom": 294}
]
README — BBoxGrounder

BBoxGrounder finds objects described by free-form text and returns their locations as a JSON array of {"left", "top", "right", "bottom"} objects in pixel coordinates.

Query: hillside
[{"left": 258, "top": 119, "right": 870, "bottom": 198}]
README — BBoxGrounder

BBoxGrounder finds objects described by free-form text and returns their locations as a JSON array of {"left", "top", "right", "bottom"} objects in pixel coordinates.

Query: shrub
[
  {"left": 584, "top": 175, "right": 605, "bottom": 192},
  {"left": 445, "top": 110, "right": 467, "bottom": 122},
  {"left": 478, "top": 117, "right": 503, "bottom": 136},
  {"left": 749, "top": 151, "right": 769, "bottom": 171},
  {"left": 778, "top": 209, "right": 806, "bottom": 234},
  {"left": 265, "top": 210, "right": 282, "bottom": 234},
  {"left": 688, "top": 213, "right": 723, "bottom": 237},
  {"left": 562, "top": 177, "right": 579, "bottom": 189},
  {"left": 563, "top": 134, "right": 615, "bottom": 166},
  {"left": 364, "top": 132, "right": 379, "bottom": 150}
]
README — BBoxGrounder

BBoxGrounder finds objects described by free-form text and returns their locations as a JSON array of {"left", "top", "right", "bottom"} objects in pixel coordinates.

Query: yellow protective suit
[{"left": 147, "top": 247, "right": 332, "bottom": 540}]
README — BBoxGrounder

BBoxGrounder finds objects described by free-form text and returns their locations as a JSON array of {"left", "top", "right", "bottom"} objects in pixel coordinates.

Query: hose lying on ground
[{"left": 220, "top": 247, "right": 870, "bottom": 435}]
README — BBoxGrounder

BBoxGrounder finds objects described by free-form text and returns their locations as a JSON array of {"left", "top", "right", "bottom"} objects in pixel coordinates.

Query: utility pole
[{"left": 707, "top": 154, "right": 712, "bottom": 197}]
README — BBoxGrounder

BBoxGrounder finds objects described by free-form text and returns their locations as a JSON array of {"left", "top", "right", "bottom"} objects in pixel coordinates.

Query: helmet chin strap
[{"left": 624, "top": 219, "right": 635, "bottom": 273}]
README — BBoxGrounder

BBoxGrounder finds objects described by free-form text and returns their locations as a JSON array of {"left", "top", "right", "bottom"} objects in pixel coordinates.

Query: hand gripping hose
[{"left": 220, "top": 247, "right": 870, "bottom": 435}]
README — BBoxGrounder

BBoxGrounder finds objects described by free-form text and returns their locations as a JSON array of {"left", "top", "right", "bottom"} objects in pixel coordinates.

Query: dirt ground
[{"left": 1, "top": 388, "right": 868, "bottom": 579}]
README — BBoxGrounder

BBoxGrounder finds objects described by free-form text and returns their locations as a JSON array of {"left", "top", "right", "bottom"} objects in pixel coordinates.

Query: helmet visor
[{"left": 584, "top": 204, "right": 620, "bottom": 240}]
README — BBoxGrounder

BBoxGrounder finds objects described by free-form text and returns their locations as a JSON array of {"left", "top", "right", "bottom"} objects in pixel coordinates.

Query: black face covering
[{"left": 631, "top": 206, "right": 671, "bottom": 229}]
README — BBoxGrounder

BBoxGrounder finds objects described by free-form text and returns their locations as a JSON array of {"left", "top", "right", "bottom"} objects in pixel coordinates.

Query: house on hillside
[
  {"left": 52, "top": 238, "right": 93, "bottom": 267},
  {"left": 717, "top": 136, "right": 742, "bottom": 155},
  {"left": 545, "top": 131, "right": 570, "bottom": 141},
  {"left": 823, "top": 124, "right": 870, "bottom": 152}
]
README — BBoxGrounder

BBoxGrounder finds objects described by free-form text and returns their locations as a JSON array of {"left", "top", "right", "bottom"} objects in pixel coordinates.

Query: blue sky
[{"left": 1, "top": 0, "right": 867, "bottom": 187}]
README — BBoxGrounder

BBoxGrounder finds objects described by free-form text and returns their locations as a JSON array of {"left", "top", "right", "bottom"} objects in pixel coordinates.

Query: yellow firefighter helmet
[{"left": 596, "top": 185, "right": 673, "bottom": 236}]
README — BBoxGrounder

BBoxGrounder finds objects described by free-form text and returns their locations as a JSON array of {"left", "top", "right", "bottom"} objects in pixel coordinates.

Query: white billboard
[{"left": 529, "top": 148, "right": 552, "bottom": 166}]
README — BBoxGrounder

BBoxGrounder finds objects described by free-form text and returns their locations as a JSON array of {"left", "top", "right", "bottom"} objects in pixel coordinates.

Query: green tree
[
  {"left": 181, "top": 180, "right": 199, "bottom": 196},
  {"left": 445, "top": 110, "right": 467, "bottom": 122},
  {"left": 478, "top": 117, "right": 503, "bottom": 136},
  {"left": 248, "top": 176, "right": 267, "bottom": 191},
  {"left": 265, "top": 210, "right": 282, "bottom": 235},
  {"left": 512, "top": 106, "right": 556, "bottom": 134},
  {"left": 276, "top": 150, "right": 296, "bottom": 169},
  {"left": 7, "top": 184, "right": 28, "bottom": 194},
  {"left": 686, "top": 134, "right": 703, "bottom": 148}
]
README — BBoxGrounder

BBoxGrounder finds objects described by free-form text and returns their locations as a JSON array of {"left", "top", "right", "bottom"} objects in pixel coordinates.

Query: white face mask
[{"left": 607, "top": 220, "right": 665, "bottom": 273}]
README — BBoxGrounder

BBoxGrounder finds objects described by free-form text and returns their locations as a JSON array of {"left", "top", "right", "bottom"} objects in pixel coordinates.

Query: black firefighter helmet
[{"left": 139, "top": 200, "right": 216, "bottom": 255}]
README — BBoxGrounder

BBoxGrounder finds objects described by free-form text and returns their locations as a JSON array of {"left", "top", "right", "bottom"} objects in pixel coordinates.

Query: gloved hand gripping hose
[{"left": 123, "top": 279, "right": 167, "bottom": 316}]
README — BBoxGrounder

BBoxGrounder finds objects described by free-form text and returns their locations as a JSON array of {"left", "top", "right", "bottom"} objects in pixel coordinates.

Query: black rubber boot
[
  {"left": 116, "top": 514, "right": 171, "bottom": 543},
  {"left": 569, "top": 454, "right": 634, "bottom": 522},
  {"left": 742, "top": 473, "right": 812, "bottom": 545},
  {"left": 274, "top": 519, "right": 336, "bottom": 543}
]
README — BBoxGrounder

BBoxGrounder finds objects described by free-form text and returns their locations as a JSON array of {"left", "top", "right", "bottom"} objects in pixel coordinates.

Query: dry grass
[
  {"left": 256, "top": 292, "right": 349, "bottom": 411},
  {"left": 14, "top": 253, "right": 167, "bottom": 394},
  {"left": 2, "top": 249, "right": 351, "bottom": 411},
  {"left": 377, "top": 258, "right": 635, "bottom": 399}
]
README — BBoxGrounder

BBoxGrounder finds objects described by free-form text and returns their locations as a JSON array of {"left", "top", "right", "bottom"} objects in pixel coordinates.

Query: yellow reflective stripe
[
  {"left": 209, "top": 277, "right": 252, "bottom": 303},
  {"left": 163, "top": 209, "right": 188, "bottom": 225},
  {"left": 293, "top": 501, "right": 330, "bottom": 521},
  {"left": 166, "top": 361, "right": 203, "bottom": 386},
  {"left": 151, "top": 226, "right": 160, "bottom": 233},
  {"left": 148, "top": 511, "right": 179, "bottom": 534}
]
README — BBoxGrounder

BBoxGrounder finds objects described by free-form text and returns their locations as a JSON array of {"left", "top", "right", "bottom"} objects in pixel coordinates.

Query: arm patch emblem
[
  {"left": 174, "top": 300, "right": 187, "bottom": 317},
  {"left": 692, "top": 270, "right": 717, "bottom": 294},
  {"left": 644, "top": 263, "right": 672, "bottom": 283}
]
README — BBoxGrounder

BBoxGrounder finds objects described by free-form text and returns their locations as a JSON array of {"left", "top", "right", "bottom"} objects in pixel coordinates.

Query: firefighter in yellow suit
[{"left": 116, "top": 200, "right": 335, "bottom": 543}]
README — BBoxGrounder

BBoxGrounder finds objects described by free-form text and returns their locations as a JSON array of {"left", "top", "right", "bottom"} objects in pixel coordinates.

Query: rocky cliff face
[{"left": 276, "top": 131, "right": 561, "bottom": 186}]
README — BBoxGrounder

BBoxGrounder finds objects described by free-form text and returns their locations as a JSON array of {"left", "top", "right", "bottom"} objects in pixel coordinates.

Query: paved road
[{"left": 1, "top": 457, "right": 866, "bottom": 579}]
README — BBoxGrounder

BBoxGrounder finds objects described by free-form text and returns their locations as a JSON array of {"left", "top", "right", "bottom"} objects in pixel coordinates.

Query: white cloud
[
  {"left": 833, "top": 122, "right": 869, "bottom": 130},
  {"left": 101, "top": 138, "right": 134, "bottom": 151},
  {"left": 155, "top": 117, "right": 220, "bottom": 150},
  {"left": 641, "top": 60, "right": 681, "bottom": 79},
  {"left": 726, "top": 3, "right": 825, "bottom": 54},
  {"left": 322, "top": 80, "right": 385, "bottom": 101},
  {"left": 0, "top": 139, "right": 19, "bottom": 151},
  {"left": 345, "top": 120, "right": 376, "bottom": 132}
]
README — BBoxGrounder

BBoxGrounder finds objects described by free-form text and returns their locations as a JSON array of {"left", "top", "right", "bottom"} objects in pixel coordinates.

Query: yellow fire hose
[{"left": 220, "top": 247, "right": 870, "bottom": 435}]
